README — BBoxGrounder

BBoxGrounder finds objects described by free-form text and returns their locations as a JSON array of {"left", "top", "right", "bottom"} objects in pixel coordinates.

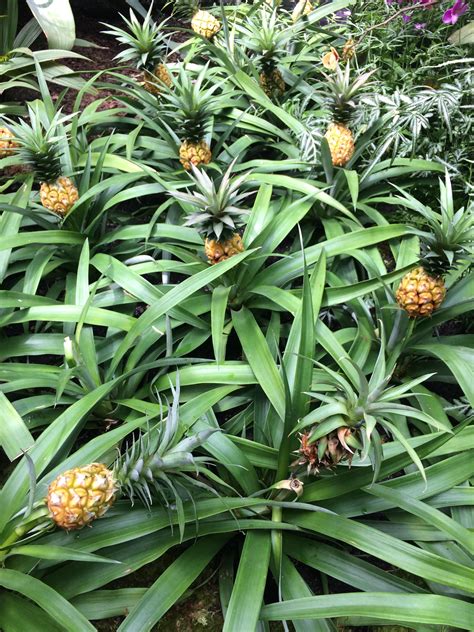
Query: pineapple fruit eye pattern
[{"left": 0, "top": 1, "right": 473, "bottom": 631}]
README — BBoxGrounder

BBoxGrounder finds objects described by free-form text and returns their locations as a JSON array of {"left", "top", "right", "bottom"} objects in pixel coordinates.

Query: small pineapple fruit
[
  {"left": 205, "top": 233, "right": 244, "bottom": 264},
  {"left": 191, "top": 9, "right": 221, "bottom": 38},
  {"left": 172, "top": 0, "right": 221, "bottom": 38},
  {"left": 103, "top": 8, "right": 172, "bottom": 96},
  {"left": 324, "top": 64, "right": 374, "bottom": 167},
  {"left": 396, "top": 174, "right": 473, "bottom": 318},
  {"left": 396, "top": 267, "right": 446, "bottom": 318},
  {"left": 259, "top": 68, "right": 285, "bottom": 100},
  {"left": 46, "top": 380, "right": 214, "bottom": 530},
  {"left": 8, "top": 104, "right": 78, "bottom": 217},
  {"left": 179, "top": 139, "right": 212, "bottom": 171},
  {"left": 169, "top": 160, "right": 251, "bottom": 264},
  {"left": 0, "top": 126, "right": 18, "bottom": 158},
  {"left": 47, "top": 463, "right": 117, "bottom": 530},
  {"left": 241, "top": 8, "right": 291, "bottom": 101},
  {"left": 40, "top": 176, "right": 79, "bottom": 217},
  {"left": 160, "top": 66, "right": 220, "bottom": 170}
]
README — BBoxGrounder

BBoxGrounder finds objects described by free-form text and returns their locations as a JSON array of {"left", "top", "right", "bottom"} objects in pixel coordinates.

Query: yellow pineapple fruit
[
  {"left": 324, "top": 122, "right": 355, "bottom": 167},
  {"left": 205, "top": 233, "right": 244, "bottom": 265},
  {"left": 179, "top": 139, "right": 212, "bottom": 171},
  {"left": 0, "top": 126, "right": 18, "bottom": 158},
  {"left": 191, "top": 9, "right": 221, "bottom": 38},
  {"left": 40, "top": 176, "right": 79, "bottom": 217},
  {"left": 394, "top": 173, "right": 473, "bottom": 318},
  {"left": 396, "top": 267, "right": 446, "bottom": 318},
  {"left": 324, "top": 65, "right": 374, "bottom": 167},
  {"left": 143, "top": 63, "right": 173, "bottom": 95},
  {"left": 47, "top": 463, "right": 117, "bottom": 530}
]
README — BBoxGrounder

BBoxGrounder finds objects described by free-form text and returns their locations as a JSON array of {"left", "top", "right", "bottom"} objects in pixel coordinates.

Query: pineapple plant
[
  {"left": 395, "top": 174, "right": 474, "bottom": 318},
  {"left": 241, "top": 9, "right": 290, "bottom": 100},
  {"left": 8, "top": 105, "right": 78, "bottom": 216},
  {"left": 324, "top": 64, "right": 374, "bottom": 167},
  {"left": 292, "top": 331, "right": 446, "bottom": 479},
  {"left": 103, "top": 7, "right": 172, "bottom": 96},
  {"left": 170, "top": 161, "right": 251, "bottom": 264},
  {"left": 172, "top": 0, "right": 221, "bottom": 38},
  {"left": 0, "top": 125, "right": 18, "bottom": 158},
  {"left": 45, "top": 382, "right": 215, "bottom": 530},
  {"left": 161, "top": 66, "right": 220, "bottom": 170}
]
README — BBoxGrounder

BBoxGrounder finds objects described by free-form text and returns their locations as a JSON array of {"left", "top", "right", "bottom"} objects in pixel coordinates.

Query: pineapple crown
[
  {"left": 114, "top": 376, "right": 216, "bottom": 507},
  {"left": 167, "top": 0, "right": 200, "bottom": 21},
  {"left": 7, "top": 103, "right": 71, "bottom": 183},
  {"left": 240, "top": 8, "right": 291, "bottom": 71},
  {"left": 325, "top": 64, "right": 375, "bottom": 125},
  {"left": 293, "top": 326, "right": 447, "bottom": 480},
  {"left": 169, "top": 160, "right": 252, "bottom": 241},
  {"left": 160, "top": 65, "right": 221, "bottom": 142},
  {"left": 102, "top": 6, "right": 170, "bottom": 71},
  {"left": 394, "top": 173, "right": 474, "bottom": 276}
]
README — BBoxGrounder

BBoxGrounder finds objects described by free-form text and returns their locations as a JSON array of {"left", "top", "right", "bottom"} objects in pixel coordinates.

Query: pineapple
[
  {"left": 0, "top": 126, "right": 18, "bottom": 158},
  {"left": 103, "top": 7, "right": 172, "bottom": 96},
  {"left": 396, "top": 174, "right": 474, "bottom": 318},
  {"left": 160, "top": 66, "right": 220, "bottom": 170},
  {"left": 46, "top": 381, "right": 214, "bottom": 530},
  {"left": 241, "top": 9, "right": 290, "bottom": 101},
  {"left": 173, "top": 0, "right": 221, "bottom": 38},
  {"left": 169, "top": 161, "right": 250, "bottom": 264},
  {"left": 8, "top": 105, "right": 78, "bottom": 217},
  {"left": 324, "top": 64, "right": 374, "bottom": 167}
]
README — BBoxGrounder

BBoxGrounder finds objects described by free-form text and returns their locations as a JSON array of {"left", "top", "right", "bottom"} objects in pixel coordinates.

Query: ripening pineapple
[
  {"left": 103, "top": 7, "right": 172, "bottom": 96},
  {"left": 172, "top": 0, "right": 221, "bottom": 38},
  {"left": 0, "top": 126, "right": 18, "bottom": 158},
  {"left": 241, "top": 9, "right": 291, "bottom": 101},
  {"left": 396, "top": 174, "right": 474, "bottom": 318},
  {"left": 8, "top": 105, "right": 78, "bottom": 217},
  {"left": 47, "top": 381, "right": 214, "bottom": 530},
  {"left": 160, "top": 66, "right": 220, "bottom": 170},
  {"left": 324, "top": 64, "right": 374, "bottom": 167},
  {"left": 169, "top": 161, "right": 251, "bottom": 264}
]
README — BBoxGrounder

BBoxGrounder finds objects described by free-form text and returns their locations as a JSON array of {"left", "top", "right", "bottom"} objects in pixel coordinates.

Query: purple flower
[
  {"left": 415, "top": 22, "right": 427, "bottom": 30},
  {"left": 442, "top": 0, "right": 469, "bottom": 24}
]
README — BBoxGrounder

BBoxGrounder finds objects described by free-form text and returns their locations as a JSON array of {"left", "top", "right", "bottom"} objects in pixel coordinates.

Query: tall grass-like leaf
[
  {"left": 232, "top": 307, "right": 286, "bottom": 420},
  {"left": 0, "top": 392, "right": 34, "bottom": 460},
  {"left": 223, "top": 531, "right": 272, "bottom": 632},
  {"left": 260, "top": 593, "right": 474, "bottom": 628},
  {"left": 0, "top": 569, "right": 95, "bottom": 631},
  {"left": 118, "top": 535, "right": 229, "bottom": 632}
]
